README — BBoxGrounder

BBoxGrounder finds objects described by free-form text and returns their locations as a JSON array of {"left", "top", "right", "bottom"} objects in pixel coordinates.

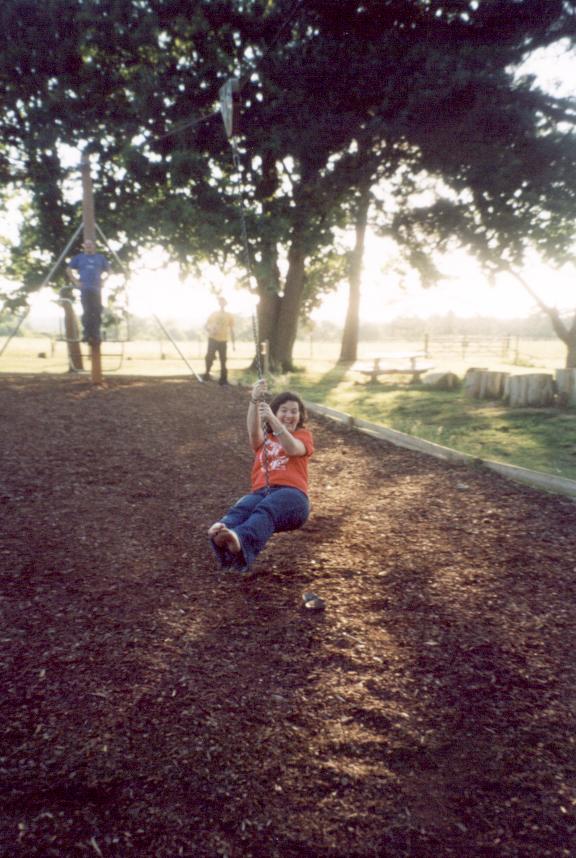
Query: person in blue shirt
[{"left": 66, "top": 240, "right": 110, "bottom": 344}]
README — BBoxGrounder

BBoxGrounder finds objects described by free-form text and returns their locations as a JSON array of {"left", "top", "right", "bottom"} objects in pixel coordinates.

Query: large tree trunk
[
  {"left": 555, "top": 369, "right": 576, "bottom": 405},
  {"left": 508, "top": 268, "right": 576, "bottom": 369},
  {"left": 564, "top": 322, "right": 576, "bottom": 368},
  {"left": 272, "top": 227, "right": 307, "bottom": 372},
  {"left": 62, "top": 299, "right": 84, "bottom": 371},
  {"left": 545, "top": 310, "right": 576, "bottom": 369},
  {"left": 252, "top": 151, "right": 282, "bottom": 372},
  {"left": 339, "top": 182, "right": 371, "bottom": 364},
  {"left": 253, "top": 238, "right": 281, "bottom": 372},
  {"left": 254, "top": 287, "right": 280, "bottom": 371}
]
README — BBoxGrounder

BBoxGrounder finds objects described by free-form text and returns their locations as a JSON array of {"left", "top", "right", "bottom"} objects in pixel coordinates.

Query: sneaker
[{"left": 212, "top": 527, "right": 241, "bottom": 554}]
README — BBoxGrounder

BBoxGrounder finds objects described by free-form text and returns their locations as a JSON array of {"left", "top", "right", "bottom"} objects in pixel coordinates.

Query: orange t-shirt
[{"left": 250, "top": 428, "right": 314, "bottom": 494}]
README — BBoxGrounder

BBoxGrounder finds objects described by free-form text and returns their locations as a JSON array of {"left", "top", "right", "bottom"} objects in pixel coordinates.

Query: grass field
[
  {"left": 2, "top": 334, "right": 576, "bottom": 481},
  {"left": 279, "top": 368, "right": 576, "bottom": 481}
]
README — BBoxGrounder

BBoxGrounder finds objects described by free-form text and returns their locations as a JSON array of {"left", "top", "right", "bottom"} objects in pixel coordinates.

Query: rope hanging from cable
[
  {"left": 227, "top": 134, "right": 262, "bottom": 371},
  {"left": 221, "top": 82, "right": 271, "bottom": 492}
]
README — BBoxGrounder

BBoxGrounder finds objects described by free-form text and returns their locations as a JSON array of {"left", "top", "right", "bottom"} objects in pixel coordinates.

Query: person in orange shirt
[
  {"left": 203, "top": 296, "right": 235, "bottom": 385},
  {"left": 208, "top": 378, "right": 314, "bottom": 572}
]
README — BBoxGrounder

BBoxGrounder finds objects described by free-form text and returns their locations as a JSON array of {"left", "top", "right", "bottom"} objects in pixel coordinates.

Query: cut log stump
[
  {"left": 555, "top": 369, "right": 576, "bottom": 407},
  {"left": 464, "top": 369, "right": 508, "bottom": 400},
  {"left": 506, "top": 373, "right": 555, "bottom": 407},
  {"left": 463, "top": 368, "right": 488, "bottom": 398},
  {"left": 421, "top": 371, "right": 460, "bottom": 390}
]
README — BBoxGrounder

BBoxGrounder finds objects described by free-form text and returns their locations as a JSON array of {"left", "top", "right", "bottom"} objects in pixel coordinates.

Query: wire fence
[
  {"left": 0, "top": 332, "right": 569, "bottom": 376},
  {"left": 413, "top": 334, "right": 566, "bottom": 370},
  {"left": 303, "top": 334, "right": 567, "bottom": 372}
]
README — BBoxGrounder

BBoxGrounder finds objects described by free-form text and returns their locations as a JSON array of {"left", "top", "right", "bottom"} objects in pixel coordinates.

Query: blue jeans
[
  {"left": 211, "top": 486, "right": 310, "bottom": 572},
  {"left": 205, "top": 338, "right": 228, "bottom": 383},
  {"left": 80, "top": 288, "right": 102, "bottom": 343}
]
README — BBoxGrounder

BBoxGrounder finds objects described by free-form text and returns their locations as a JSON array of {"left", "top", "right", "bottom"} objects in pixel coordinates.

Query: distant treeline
[
  {"left": 7, "top": 309, "right": 559, "bottom": 342},
  {"left": 119, "top": 312, "right": 558, "bottom": 343},
  {"left": 302, "top": 312, "right": 558, "bottom": 343}
]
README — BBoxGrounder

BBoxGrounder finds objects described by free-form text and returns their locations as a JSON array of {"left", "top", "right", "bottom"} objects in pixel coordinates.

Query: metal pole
[
  {"left": 152, "top": 315, "right": 202, "bottom": 382},
  {"left": 81, "top": 149, "right": 103, "bottom": 384},
  {"left": 51, "top": 223, "right": 84, "bottom": 370},
  {"left": 0, "top": 308, "right": 29, "bottom": 358},
  {"left": 0, "top": 224, "right": 82, "bottom": 369},
  {"left": 94, "top": 223, "right": 126, "bottom": 273},
  {"left": 41, "top": 222, "right": 84, "bottom": 289}
]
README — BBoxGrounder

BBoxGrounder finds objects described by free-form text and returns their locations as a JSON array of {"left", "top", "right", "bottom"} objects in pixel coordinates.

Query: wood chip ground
[{"left": 1, "top": 375, "right": 575, "bottom": 857}]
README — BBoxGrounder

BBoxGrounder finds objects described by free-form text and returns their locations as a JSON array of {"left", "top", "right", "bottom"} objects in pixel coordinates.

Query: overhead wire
[
  {"left": 213, "top": 1, "right": 307, "bottom": 492},
  {"left": 142, "top": 0, "right": 306, "bottom": 146},
  {"left": 4, "top": 1, "right": 307, "bottom": 382}
]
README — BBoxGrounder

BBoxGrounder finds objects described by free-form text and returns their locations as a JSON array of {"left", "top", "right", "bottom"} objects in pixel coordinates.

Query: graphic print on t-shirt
[
  {"left": 250, "top": 427, "right": 313, "bottom": 494},
  {"left": 260, "top": 438, "right": 289, "bottom": 475}
]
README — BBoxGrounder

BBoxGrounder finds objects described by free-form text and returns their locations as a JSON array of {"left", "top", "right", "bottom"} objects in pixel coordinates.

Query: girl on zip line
[{"left": 208, "top": 378, "right": 314, "bottom": 573}]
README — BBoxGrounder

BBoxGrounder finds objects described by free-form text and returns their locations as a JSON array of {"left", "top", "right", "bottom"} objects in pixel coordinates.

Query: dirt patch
[{"left": 1, "top": 374, "right": 576, "bottom": 857}]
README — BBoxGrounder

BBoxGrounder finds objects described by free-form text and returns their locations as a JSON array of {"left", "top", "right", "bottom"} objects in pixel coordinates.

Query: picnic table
[{"left": 353, "top": 352, "right": 434, "bottom": 384}]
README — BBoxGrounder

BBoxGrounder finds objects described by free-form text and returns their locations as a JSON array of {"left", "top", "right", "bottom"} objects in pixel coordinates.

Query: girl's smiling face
[{"left": 275, "top": 400, "right": 300, "bottom": 432}]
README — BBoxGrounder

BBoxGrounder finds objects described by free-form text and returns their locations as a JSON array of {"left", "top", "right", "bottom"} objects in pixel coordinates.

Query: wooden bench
[{"left": 353, "top": 352, "right": 434, "bottom": 384}]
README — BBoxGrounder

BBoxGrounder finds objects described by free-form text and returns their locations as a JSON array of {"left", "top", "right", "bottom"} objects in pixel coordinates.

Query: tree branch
[{"left": 505, "top": 264, "right": 569, "bottom": 343}]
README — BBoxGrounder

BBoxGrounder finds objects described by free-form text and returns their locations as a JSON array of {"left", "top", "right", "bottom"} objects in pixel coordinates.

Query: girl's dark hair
[{"left": 269, "top": 391, "right": 307, "bottom": 429}]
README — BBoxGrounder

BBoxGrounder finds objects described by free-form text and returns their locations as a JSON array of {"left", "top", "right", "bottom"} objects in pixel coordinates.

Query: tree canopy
[{"left": 1, "top": 0, "right": 576, "bottom": 368}]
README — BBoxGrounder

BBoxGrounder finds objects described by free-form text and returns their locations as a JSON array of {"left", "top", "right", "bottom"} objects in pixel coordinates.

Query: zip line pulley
[{"left": 219, "top": 78, "right": 241, "bottom": 139}]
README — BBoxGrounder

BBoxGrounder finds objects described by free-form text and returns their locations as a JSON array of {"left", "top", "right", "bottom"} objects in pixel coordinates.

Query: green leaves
[{"left": 0, "top": 0, "right": 575, "bottom": 341}]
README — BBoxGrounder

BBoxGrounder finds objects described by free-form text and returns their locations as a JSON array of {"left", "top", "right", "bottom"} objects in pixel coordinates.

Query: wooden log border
[{"left": 305, "top": 400, "right": 576, "bottom": 500}]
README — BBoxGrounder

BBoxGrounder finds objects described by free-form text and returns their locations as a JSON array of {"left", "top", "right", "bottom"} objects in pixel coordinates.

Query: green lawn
[
  {"left": 261, "top": 365, "right": 576, "bottom": 482},
  {"left": 3, "top": 337, "right": 575, "bottom": 481}
]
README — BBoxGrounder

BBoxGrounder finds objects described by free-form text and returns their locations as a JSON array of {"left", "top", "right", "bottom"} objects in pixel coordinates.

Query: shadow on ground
[{"left": 0, "top": 375, "right": 575, "bottom": 857}]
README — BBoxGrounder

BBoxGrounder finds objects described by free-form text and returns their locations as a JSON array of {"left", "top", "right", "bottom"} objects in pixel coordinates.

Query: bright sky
[
  {"left": 26, "top": 242, "right": 574, "bottom": 333},
  {"left": 126, "top": 259, "right": 256, "bottom": 322},
  {"left": 16, "top": 40, "right": 576, "bottom": 331},
  {"left": 313, "top": 246, "right": 575, "bottom": 325}
]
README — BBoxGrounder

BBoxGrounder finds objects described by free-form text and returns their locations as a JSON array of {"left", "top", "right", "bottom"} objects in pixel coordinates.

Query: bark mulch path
[{"left": 1, "top": 374, "right": 576, "bottom": 858}]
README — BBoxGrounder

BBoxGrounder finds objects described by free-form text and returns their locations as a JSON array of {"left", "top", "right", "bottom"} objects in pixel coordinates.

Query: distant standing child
[
  {"left": 66, "top": 240, "right": 110, "bottom": 345},
  {"left": 203, "top": 297, "right": 235, "bottom": 385},
  {"left": 208, "top": 378, "right": 314, "bottom": 572}
]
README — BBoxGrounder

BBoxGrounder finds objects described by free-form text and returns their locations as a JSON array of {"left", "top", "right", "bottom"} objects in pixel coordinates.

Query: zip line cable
[
  {"left": 146, "top": 109, "right": 221, "bottom": 145},
  {"left": 147, "top": 2, "right": 307, "bottom": 372},
  {"left": 3, "top": 0, "right": 305, "bottom": 177},
  {"left": 239, "top": 0, "right": 305, "bottom": 90},
  {"left": 4, "top": 1, "right": 307, "bottom": 385},
  {"left": 152, "top": 314, "right": 203, "bottom": 381},
  {"left": 229, "top": 136, "right": 265, "bottom": 377},
  {"left": 140, "top": 0, "right": 305, "bottom": 147},
  {"left": 201, "top": 1, "right": 306, "bottom": 381},
  {"left": 226, "top": 114, "right": 272, "bottom": 490}
]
